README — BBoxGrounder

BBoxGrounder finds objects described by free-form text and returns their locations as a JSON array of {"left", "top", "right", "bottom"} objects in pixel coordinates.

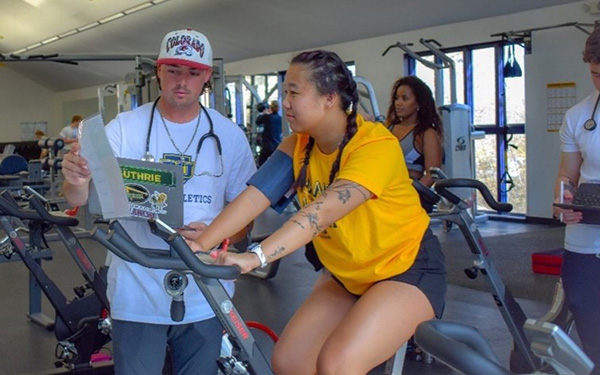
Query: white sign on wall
[
  {"left": 20, "top": 121, "right": 48, "bottom": 141},
  {"left": 547, "top": 82, "right": 576, "bottom": 132}
]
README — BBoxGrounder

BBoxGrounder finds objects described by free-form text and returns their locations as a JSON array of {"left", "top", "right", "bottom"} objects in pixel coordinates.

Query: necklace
[{"left": 158, "top": 107, "right": 201, "bottom": 156}]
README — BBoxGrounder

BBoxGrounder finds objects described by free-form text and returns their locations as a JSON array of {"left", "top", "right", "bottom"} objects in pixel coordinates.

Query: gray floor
[{"left": 0, "top": 214, "right": 569, "bottom": 375}]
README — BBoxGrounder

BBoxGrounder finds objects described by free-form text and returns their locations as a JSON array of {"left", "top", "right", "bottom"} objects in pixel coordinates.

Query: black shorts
[
  {"left": 385, "top": 228, "right": 446, "bottom": 318},
  {"left": 332, "top": 228, "right": 447, "bottom": 318}
]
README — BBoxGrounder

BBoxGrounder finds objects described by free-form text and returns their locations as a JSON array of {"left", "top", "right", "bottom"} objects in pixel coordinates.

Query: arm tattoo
[
  {"left": 268, "top": 246, "right": 285, "bottom": 261},
  {"left": 337, "top": 189, "right": 351, "bottom": 203},
  {"left": 290, "top": 219, "right": 305, "bottom": 229},
  {"left": 330, "top": 181, "right": 369, "bottom": 203},
  {"left": 298, "top": 211, "right": 322, "bottom": 235}
]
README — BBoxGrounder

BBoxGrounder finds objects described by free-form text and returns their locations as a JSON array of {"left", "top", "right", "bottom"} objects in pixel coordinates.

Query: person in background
[
  {"left": 553, "top": 26, "right": 600, "bottom": 375},
  {"left": 257, "top": 100, "right": 283, "bottom": 165},
  {"left": 59, "top": 115, "right": 83, "bottom": 152},
  {"left": 385, "top": 76, "right": 443, "bottom": 211},
  {"left": 34, "top": 130, "right": 49, "bottom": 159},
  {"left": 61, "top": 29, "right": 256, "bottom": 375},
  {"left": 253, "top": 102, "right": 269, "bottom": 154},
  {"left": 187, "top": 50, "right": 446, "bottom": 375}
]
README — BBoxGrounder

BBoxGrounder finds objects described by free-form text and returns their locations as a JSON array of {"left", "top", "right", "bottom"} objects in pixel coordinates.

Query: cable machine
[{"left": 383, "top": 39, "right": 484, "bottom": 209}]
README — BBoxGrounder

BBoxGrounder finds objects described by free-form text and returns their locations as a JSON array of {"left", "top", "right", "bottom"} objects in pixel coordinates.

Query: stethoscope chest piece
[
  {"left": 584, "top": 93, "right": 600, "bottom": 131},
  {"left": 141, "top": 152, "right": 155, "bottom": 162},
  {"left": 584, "top": 118, "right": 597, "bottom": 131}
]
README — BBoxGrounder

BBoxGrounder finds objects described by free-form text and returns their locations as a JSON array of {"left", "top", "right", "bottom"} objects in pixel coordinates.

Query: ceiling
[{"left": 0, "top": 0, "right": 585, "bottom": 92}]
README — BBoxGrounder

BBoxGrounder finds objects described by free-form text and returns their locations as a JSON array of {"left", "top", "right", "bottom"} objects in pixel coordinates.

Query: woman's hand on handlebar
[
  {"left": 215, "top": 251, "right": 261, "bottom": 274},
  {"left": 178, "top": 221, "right": 207, "bottom": 241}
]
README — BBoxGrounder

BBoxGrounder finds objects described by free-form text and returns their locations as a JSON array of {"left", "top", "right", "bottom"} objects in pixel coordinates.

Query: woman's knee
[
  {"left": 272, "top": 341, "right": 312, "bottom": 375},
  {"left": 316, "top": 342, "right": 366, "bottom": 375}
]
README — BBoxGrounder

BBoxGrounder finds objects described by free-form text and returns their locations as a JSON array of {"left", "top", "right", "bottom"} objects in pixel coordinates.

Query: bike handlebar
[
  {"left": 28, "top": 195, "right": 79, "bottom": 226},
  {"left": 93, "top": 219, "right": 241, "bottom": 280},
  {"left": 412, "top": 179, "right": 440, "bottom": 206},
  {"left": 434, "top": 178, "right": 513, "bottom": 213},
  {"left": 0, "top": 192, "right": 79, "bottom": 227}
]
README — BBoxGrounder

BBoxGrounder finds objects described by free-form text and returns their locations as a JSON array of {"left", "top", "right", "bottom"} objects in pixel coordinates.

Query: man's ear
[{"left": 155, "top": 65, "right": 162, "bottom": 91}]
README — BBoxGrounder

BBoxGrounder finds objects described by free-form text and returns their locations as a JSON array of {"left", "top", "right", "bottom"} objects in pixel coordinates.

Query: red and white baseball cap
[{"left": 157, "top": 29, "right": 212, "bottom": 70}]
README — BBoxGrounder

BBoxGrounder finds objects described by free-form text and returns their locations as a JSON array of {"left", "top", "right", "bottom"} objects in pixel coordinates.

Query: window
[{"left": 407, "top": 41, "right": 527, "bottom": 214}]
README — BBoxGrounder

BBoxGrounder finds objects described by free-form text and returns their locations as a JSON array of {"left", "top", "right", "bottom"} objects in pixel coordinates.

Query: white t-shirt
[
  {"left": 104, "top": 101, "right": 256, "bottom": 324},
  {"left": 59, "top": 124, "right": 78, "bottom": 151},
  {"left": 559, "top": 90, "right": 600, "bottom": 254}
]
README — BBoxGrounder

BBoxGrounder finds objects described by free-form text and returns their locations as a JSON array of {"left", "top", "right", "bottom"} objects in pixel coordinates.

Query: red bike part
[
  {"left": 64, "top": 206, "right": 79, "bottom": 216},
  {"left": 246, "top": 321, "right": 279, "bottom": 342}
]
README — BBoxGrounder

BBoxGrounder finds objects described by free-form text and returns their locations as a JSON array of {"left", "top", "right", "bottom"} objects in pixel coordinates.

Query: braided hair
[
  {"left": 291, "top": 50, "right": 359, "bottom": 190},
  {"left": 385, "top": 76, "right": 443, "bottom": 140}
]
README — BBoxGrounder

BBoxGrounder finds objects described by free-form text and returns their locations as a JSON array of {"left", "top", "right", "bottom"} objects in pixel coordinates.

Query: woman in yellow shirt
[{"left": 187, "top": 50, "right": 446, "bottom": 375}]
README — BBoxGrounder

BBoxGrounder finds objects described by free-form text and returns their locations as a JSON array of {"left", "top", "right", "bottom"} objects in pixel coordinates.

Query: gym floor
[{"left": 0, "top": 213, "right": 567, "bottom": 375}]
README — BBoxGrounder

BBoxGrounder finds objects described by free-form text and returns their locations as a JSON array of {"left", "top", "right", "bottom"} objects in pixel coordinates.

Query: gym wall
[{"left": 0, "top": 1, "right": 596, "bottom": 219}]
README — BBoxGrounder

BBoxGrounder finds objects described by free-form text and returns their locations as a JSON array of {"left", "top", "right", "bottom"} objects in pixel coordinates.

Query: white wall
[
  {"left": 0, "top": 1, "right": 597, "bottom": 219},
  {"left": 225, "top": 1, "right": 598, "bottom": 219},
  {"left": 0, "top": 66, "right": 57, "bottom": 140},
  {"left": 523, "top": 22, "right": 593, "bottom": 218}
]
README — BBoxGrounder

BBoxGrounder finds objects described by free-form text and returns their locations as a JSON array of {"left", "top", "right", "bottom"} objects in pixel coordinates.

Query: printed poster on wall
[
  {"left": 20, "top": 121, "right": 48, "bottom": 141},
  {"left": 547, "top": 82, "right": 576, "bottom": 132}
]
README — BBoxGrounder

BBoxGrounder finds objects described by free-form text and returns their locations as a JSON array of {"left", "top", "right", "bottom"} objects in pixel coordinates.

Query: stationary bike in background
[
  {"left": 0, "top": 188, "right": 111, "bottom": 371},
  {"left": 411, "top": 173, "right": 588, "bottom": 374}
]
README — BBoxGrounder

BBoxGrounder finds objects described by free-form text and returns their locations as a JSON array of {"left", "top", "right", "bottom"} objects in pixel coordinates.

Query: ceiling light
[
  {"left": 78, "top": 22, "right": 100, "bottom": 32},
  {"left": 21, "top": 0, "right": 46, "bottom": 8},
  {"left": 11, "top": 0, "right": 172, "bottom": 54},
  {"left": 58, "top": 30, "right": 78, "bottom": 38},
  {"left": 26, "top": 43, "right": 42, "bottom": 50},
  {"left": 99, "top": 12, "right": 125, "bottom": 24},
  {"left": 41, "top": 36, "right": 59, "bottom": 44},
  {"left": 124, "top": 2, "right": 153, "bottom": 14}
]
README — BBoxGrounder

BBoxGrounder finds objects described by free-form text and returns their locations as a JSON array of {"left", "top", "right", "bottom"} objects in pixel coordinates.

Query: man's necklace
[{"left": 158, "top": 107, "right": 201, "bottom": 156}]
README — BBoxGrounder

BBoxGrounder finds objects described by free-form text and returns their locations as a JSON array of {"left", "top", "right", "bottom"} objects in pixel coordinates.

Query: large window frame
[{"left": 405, "top": 40, "right": 526, "bottom": 214}]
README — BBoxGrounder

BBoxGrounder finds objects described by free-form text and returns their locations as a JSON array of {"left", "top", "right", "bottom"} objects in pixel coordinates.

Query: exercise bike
[
  {"left": 0, "top": 188, "right": 111, "bottom": 371},
  {"left": 414, "top": 318, "right": 593, "bottom": 375},
  {"left": 92, "top": 217, "right": 274, "bottom": 375},
  {"left": 411, "top": 174, "right": 583, "bottom": 374}
]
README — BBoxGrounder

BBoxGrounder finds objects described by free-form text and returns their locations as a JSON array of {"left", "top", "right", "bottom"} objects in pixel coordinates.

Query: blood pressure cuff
[{"left": 247, "top": 150, "right": 296, "bottom": 214}]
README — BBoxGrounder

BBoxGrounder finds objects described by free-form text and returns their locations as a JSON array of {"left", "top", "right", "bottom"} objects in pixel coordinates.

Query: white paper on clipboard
[{"left": 78, "top": 113, "right": 130, "bottom": 219}]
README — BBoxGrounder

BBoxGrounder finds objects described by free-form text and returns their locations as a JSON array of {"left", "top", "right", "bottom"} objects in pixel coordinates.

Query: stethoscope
[
  {"left": 143, "top": 97, "right": 223, "bottom": 172},
  {"left": 584, "top": 93, "right": 600, "bottom": 131}
]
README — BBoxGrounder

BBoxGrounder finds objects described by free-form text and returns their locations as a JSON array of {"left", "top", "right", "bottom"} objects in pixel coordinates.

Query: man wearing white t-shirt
[
  {"left": 61, "top": 29, "right": 256, "bottom": 375},
  {"left": 554, "top": 26, "right": 600, "bottom": 375}
]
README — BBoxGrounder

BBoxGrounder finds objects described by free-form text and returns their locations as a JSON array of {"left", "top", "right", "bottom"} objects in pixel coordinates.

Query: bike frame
[
  {"left": 93, "top": 219, "right": 274, "bottom": 375},
  {"left": 428, "top": 178, "right": 572, "bottom": 373}
]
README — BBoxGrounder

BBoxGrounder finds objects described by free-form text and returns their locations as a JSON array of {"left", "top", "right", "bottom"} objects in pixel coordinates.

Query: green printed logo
[{"left": 120, "top": 165, "right": 176, "bottom": 187}]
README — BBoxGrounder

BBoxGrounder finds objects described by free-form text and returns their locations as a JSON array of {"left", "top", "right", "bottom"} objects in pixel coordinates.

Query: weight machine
[{"left": 383, "top": 39, "right": 486, "bottom": 217}]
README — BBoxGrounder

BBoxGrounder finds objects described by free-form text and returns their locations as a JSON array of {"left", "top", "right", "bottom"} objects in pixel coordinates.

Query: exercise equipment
[
  {"left": 412, "top": 174, "right": 580, "bottom": 374},
  {"left": 92, "top": 217, "right": 275, "bottom": 375},
  {"left": 383, "top": 39, "right": 484, "bottom": 206},
  {"left": 355, "top": 76, "right": 385, "bottom": 122},
  {"left": 0, "top": 189, "right": 111, "bottom": 371},
  {"left": 414, "top": 319, "right": 593, "bottom": 375},
  {"left": 37, "top": 137, "right": 66, "bottom": 200}
]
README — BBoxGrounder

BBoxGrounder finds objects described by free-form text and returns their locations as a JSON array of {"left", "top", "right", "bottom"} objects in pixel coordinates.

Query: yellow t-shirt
[{"left": 293, "top": 117, "right": 430, "bottom": 295}]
